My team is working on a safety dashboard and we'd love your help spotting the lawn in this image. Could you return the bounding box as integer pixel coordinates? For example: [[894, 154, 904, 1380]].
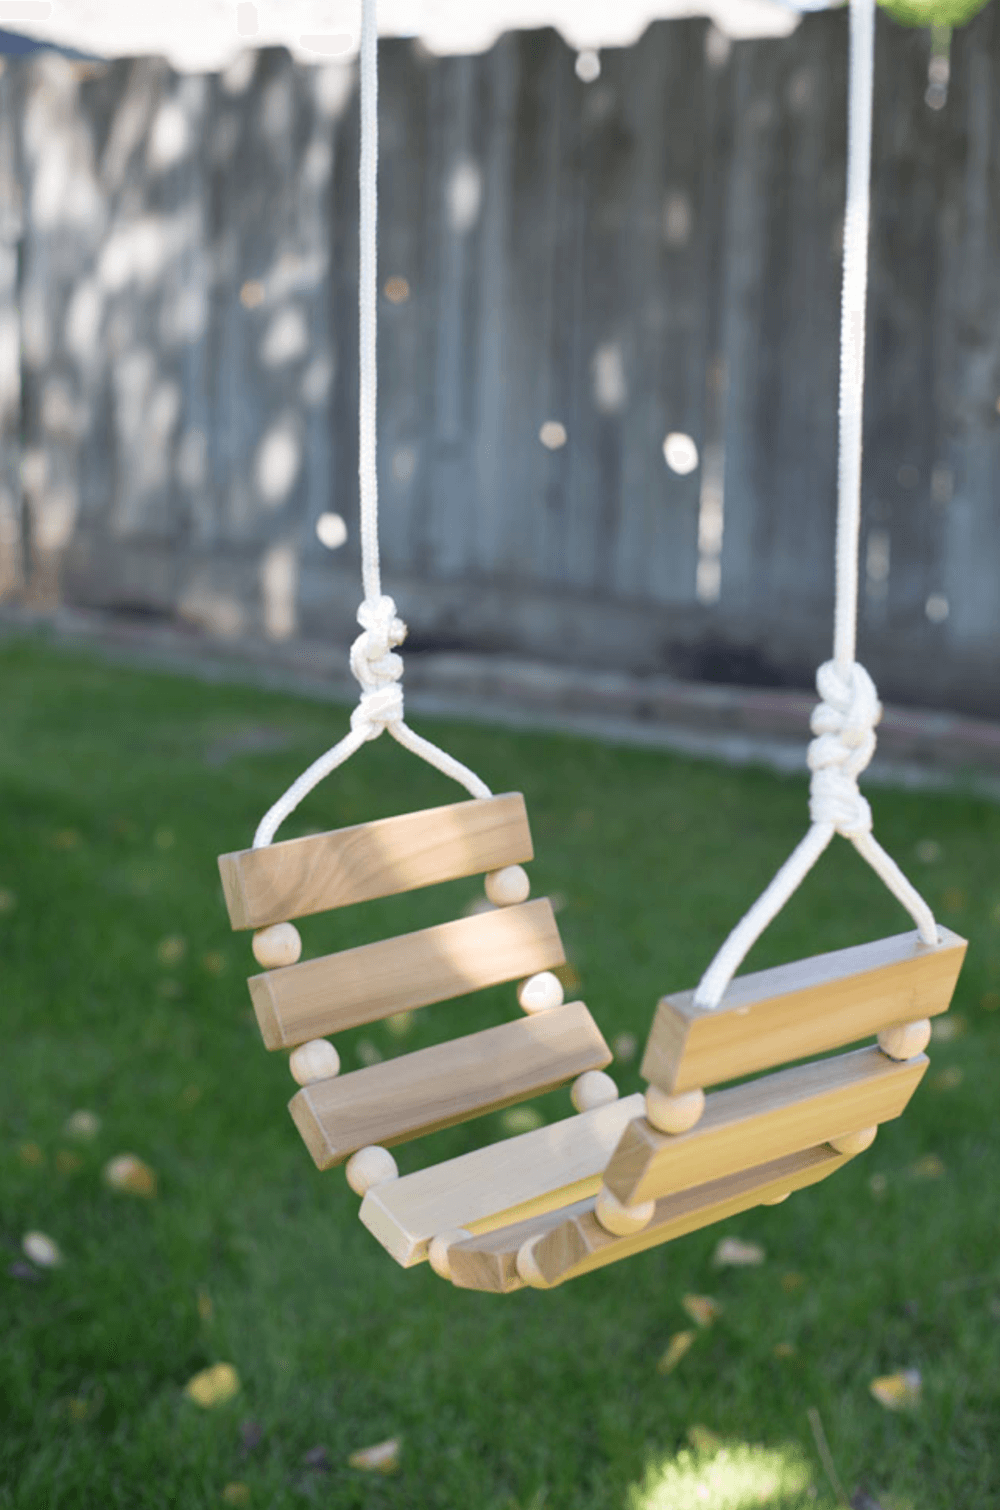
[[1, 635, 998, 1510]]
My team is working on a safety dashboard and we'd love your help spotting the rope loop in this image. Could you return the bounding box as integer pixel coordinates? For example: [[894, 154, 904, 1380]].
[[349, 594, 406, 738], [807, 659, 880, 837]]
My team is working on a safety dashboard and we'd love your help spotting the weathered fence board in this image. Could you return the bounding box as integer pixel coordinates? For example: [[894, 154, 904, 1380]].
[[0, 11, 998, 714]]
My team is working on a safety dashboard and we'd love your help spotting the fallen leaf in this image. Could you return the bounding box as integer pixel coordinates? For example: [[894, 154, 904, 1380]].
[[931, 1016, 965, 1043], [64, 1110, 100, 1140], [221, 1484, 250, 1506], [774, 1342, 797, 1359], [56, 1150, 83, 1174], [612, 1032, 638, 1064], [931, 1066, 963, 1091], [348, 1438, 400, 1474], [23, 1231, 62, 1268], [869, 1369, 921, 1411], [681, 1294, 721, 1328], [501, 1107, 544, 1135], [184, 1363, 240, 1409], [157, 934, 187, 966], [910, 1154, 945, 1181], [657, 1331, 696, 1374], [0, 887, 16, 912], [713, 1237, 765, 1268], [780, 1271, 806, 1293], [18, 1142, 44, 1167], [686, 1424, 723, 1453], [103, 1154, 157, 1196]]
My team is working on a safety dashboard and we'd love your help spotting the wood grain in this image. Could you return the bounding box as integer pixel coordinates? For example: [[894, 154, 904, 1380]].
[[289, 1001, 612, 1170], [448, 1143, 850, 1292], [218, 793, 533, 929], [606, 1046, 927, 1208], [643, 928, 965, 1094], [360, 1093, 645, 1267], [249, 898, 565, 1049]]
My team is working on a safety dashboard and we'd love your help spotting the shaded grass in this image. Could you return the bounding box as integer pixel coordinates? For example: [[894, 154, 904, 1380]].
[[1, 636, 998, 1509]]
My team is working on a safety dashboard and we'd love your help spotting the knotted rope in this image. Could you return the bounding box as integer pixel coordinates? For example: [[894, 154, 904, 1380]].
[[694, 0, 936, 1009], [253, 0, 490, 851]]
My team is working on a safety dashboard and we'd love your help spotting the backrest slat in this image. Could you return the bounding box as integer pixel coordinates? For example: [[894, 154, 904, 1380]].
[[249, 898, 565, 1049], [219, 792, 533, 929]]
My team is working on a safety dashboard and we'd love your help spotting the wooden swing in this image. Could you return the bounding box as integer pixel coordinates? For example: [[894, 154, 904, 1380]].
[[217, 0, 966, 1292]]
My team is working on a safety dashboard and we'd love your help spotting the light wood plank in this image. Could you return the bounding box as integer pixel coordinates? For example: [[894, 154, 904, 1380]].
[[643, 927, 965, 1094], [289, 1001, 612, 1169], [360, 1093, 645, 1267], [218, 793, 533, 929], [449, 1142, 851, 1293], [249, 898, 565, 1049], [606, 1046, 927, 1208]]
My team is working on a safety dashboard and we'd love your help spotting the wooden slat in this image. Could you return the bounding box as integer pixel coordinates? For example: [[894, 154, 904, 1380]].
[[289, 1001, 612, 1170], [448, 1143, 851, 1293], [643, 927, 965, 1094], [360, 1094, 645, 1267], [249, 898, 565, 1049], [218, 793, 533, 929], [606, 1046, 926, 1208]]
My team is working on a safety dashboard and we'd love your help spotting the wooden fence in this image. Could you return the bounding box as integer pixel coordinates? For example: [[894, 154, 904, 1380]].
[[0, 7, 997, 714]]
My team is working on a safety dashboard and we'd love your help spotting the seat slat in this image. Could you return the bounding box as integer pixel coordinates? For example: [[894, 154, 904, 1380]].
[[606, 1046, 926, 1208], [219, 793, 533, 929], [360, 1093, 645, 1267], [448, 1144, 850, 1293], [289, 1001, 612, 1169], [250, 898, 565, 1049], [643, 927, 965, 1095]]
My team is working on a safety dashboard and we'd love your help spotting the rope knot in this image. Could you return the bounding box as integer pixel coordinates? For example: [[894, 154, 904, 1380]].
[[349, 594, 407, 739], [807, 659, 882, 837]]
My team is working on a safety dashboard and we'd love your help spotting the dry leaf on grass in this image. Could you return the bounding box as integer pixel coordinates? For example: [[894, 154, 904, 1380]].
[[910, 1154, 945, 1181], [18, 1142, 44, 1167], [686, 1424, 723, 1453], [184, 1363, 240, 1409], [681, 1294, 721, 1328], [869, 1369, 921, 1411], [64, 1110, 100, 1140], [348, 1438, 401, 1474], [103, 1154, 157, 1197], [657, 1331, 696, 1374], [23, 1231, 62, 1268], [713, 1237, 765, 1268]]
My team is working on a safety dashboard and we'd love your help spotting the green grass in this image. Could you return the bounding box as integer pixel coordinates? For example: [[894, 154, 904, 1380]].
[[1, 635, 998, 1510]]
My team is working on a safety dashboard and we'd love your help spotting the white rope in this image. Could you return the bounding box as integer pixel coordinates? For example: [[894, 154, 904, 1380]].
[[694, 0, 937, 1009], [253, 0, 490, 851]]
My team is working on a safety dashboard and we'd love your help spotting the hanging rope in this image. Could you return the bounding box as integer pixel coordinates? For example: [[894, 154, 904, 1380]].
[[694, 0, 937, 1010], [254, 0, 490, 850]]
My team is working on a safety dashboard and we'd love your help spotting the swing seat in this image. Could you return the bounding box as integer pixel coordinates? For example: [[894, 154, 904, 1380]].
[[439, 926, 965, 1291]]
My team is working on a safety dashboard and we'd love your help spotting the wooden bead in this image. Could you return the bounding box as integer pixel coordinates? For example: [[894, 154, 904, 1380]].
[[645, 1085, 705, 1135], [571, 1070, 619, 1113], [252, 922, 302, 969], [345, 1145, 399, 1196], [878, 1018, 931, 1061], [828, 1125, 878, 1156], [515, 1236, 552, 1289], [484, 865, 530, 907], [517, 971, 564, 1014], [428, 1228, 472, 1281], [594, 1185, 655, 1236], [289, 1038, 340, 1086]]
